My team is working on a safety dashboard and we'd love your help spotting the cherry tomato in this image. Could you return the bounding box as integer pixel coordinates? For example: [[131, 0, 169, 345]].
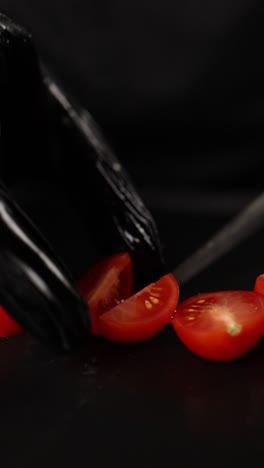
[[97, 273, 179, 343], [172, 291, 264, 361], [254, 274, 264, 297], [0, 306, 24, 337], [78, 252, 134, 333]]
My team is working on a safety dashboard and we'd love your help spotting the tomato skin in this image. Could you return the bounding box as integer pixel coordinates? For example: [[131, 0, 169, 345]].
[[97, 273, 179, 343], [172, 291, 264, 362], [0, 306, 24, 337], [254, 274, 264, 297], [78, 252, 134, 333]]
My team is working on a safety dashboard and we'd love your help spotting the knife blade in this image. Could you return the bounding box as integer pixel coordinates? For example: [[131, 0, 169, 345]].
[[173, 191, 264, 285]]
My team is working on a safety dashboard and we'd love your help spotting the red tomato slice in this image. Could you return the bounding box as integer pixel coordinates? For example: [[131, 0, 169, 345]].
[[172, 291, 264, 361], [0, 306, 24, 337], [254, 274, 264, 297], [77, 252, 134, 333], [97, 273, 179, 343]]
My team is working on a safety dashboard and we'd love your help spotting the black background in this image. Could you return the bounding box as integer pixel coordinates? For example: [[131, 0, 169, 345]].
[[0, 1, 264, 467], [1, 0, 264, 174]]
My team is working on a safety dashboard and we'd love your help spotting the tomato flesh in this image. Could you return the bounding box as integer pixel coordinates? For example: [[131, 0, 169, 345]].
[[97, 273, 179, 343], [172, 291, 264, 361], [78, 252, 134, 333], [0, 306, 24, 337], [254, 274, 264, 297]]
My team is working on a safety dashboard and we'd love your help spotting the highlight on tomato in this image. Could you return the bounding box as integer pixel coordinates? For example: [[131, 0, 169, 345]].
[[172, 290, 264, 361], [77, 252, 134, 333], [97, 273, 179, 343]]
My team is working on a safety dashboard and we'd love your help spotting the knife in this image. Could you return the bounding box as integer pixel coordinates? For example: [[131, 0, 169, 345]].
[[0, 12, 165, 288], [0, 12, 164, 350], [173, 191, 264, 285]]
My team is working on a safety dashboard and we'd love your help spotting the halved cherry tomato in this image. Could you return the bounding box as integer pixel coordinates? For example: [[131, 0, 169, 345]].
[[97, 273, 179, 343], [0, 306, 24, 337], [172, 291, 264, 361], [77, 252, 134, 333], [254, 274, 264, 297]]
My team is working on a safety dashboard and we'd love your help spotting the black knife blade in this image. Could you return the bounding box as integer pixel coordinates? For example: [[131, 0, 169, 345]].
[[173, 191, 264, 285], [0, 183, 90, 351]]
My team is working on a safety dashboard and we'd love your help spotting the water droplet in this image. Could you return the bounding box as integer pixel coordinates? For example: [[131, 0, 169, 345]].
[[170, 309, 177, 320], [113, 162, 121, 171]]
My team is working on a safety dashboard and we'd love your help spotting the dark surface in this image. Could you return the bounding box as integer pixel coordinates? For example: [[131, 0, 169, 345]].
[[0, 1, 264, 467], [0, 182, 264, 468]]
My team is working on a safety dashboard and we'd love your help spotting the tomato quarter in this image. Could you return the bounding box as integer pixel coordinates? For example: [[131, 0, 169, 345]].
[[78, 252, 134, 333], [97, 273, 179, 343], [254, 274, 264, 298], [0, 306, 24, 337], [172, 291, 264, 361]]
